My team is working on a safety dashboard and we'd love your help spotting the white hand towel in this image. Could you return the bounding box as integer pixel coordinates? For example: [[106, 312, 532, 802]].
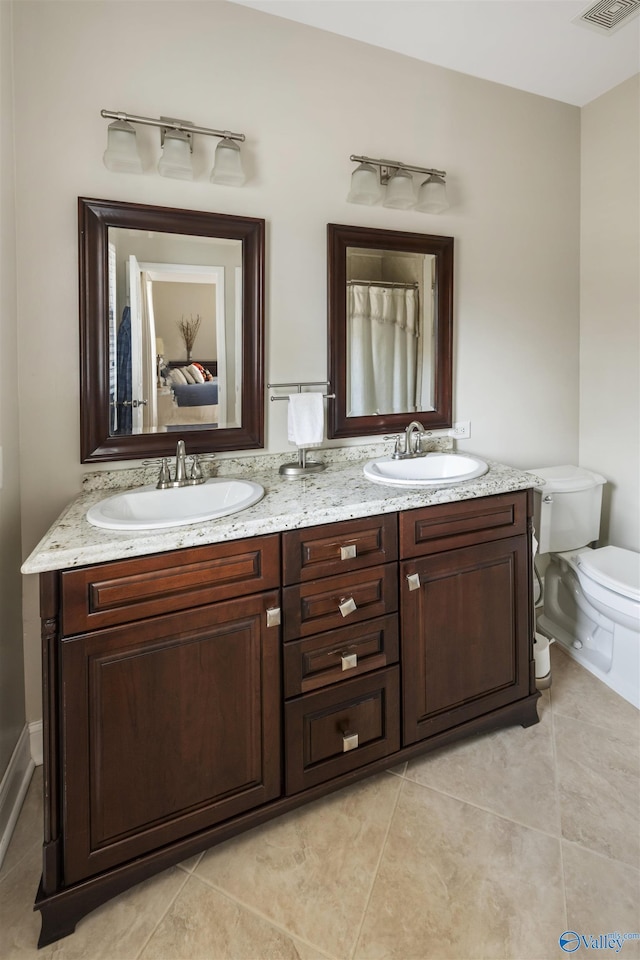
[[287, 393, 324, 447]]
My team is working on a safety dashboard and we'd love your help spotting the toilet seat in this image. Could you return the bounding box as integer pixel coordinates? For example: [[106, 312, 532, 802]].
[[576, 546, 640, 603]]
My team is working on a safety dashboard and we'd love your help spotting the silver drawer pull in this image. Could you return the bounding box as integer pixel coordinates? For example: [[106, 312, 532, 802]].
[[340, 544, 357, 560], [266, 607, 281, 627], [342, 731, 359, 752], [341, 652, 358, 671], [338, 596, 357, 617], [406, 573, 421, 591]]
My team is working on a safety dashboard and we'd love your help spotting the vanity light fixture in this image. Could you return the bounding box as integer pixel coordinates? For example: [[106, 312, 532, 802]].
[[158, 125, 194, 181], [383, 168, 415, 210], [346, 162, 383, 205], [103, 118, 143, 174], [415, 174, 448, 214], [347, 154, 449, 213], [101, 110, 247, 185]]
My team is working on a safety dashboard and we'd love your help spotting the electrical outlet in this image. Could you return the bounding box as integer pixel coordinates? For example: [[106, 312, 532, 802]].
[[449, 420, 471, 440]]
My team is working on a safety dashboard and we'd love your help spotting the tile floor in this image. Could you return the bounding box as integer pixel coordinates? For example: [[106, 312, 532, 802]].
[[1, 644, 638, 960]]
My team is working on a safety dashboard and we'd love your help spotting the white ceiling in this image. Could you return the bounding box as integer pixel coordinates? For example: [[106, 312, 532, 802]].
[[230, 0, 640, 106]]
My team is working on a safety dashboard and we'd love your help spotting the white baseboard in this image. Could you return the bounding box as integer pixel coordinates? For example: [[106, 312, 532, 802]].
[[29, 720, 43, 767], [0, 724, 35, 870]]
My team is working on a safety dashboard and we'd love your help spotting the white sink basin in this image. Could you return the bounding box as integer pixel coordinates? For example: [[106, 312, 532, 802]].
[[363, 452, 489, 487], [86, 478, 264, 531]]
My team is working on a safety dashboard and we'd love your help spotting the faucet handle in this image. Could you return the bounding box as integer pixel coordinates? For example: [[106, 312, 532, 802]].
[[384, 435, 406, 459], [415, 432, 431, 455], [189, 455, 205, 485], [156, 458, 172, 489]]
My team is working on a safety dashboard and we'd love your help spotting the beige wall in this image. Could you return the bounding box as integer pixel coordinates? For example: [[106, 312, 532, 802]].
[[12, 1, 582, 721], [580, 76, 640, 551], [0, 0, 26, 776]]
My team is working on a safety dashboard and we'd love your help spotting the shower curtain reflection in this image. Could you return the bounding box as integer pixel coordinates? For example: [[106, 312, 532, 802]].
[[347, 282, 419, 417]]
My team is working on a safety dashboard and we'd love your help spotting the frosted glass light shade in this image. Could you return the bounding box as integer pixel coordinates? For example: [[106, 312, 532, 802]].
[[416, 175, 449, 214], [211, 138, 246, 186], [103, 120, 143, 174], [383, 169, 415, 209], [158, 130, 193, 180], [347, 162, 382, 205]]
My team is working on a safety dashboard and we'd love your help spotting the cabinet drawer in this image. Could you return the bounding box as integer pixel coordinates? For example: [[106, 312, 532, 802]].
[[400, 491, 528, 559], [282, 564, 398, 641], [285, 667, 400, 795], [282, 514, 397, 585], [61, 535, 281, 635], [283, 614, 399, 698]]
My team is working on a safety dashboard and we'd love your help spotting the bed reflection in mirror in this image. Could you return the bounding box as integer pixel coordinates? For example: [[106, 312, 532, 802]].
[[346, 247, 435, 417], [108, 228, 242, 437]]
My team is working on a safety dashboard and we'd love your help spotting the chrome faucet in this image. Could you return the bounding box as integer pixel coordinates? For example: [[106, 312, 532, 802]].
[[156, 440, 205, 488], [388, 421, 428, 460]]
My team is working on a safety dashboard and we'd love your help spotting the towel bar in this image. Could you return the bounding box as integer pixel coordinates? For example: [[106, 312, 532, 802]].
[[267, 380, 335, 401], [267, 382, 333, 476]]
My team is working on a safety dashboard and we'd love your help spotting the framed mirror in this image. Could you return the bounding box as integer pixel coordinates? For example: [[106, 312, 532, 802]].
[[79, 198, 264, 462], [327, 223, 453, 440]]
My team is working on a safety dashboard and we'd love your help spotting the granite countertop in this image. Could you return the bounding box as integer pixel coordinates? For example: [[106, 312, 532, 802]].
[[22, 447, 540, 575]]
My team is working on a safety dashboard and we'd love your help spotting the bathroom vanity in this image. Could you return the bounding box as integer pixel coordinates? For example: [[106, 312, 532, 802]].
[[23, 456, 540, 946]]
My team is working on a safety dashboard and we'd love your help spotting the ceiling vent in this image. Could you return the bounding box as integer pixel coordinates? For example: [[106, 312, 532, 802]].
[[575, 0, 640, 34]]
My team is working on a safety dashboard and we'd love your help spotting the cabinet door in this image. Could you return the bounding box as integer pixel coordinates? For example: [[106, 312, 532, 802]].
[[401, 537, 530, 744], [60, 591, 281, 884]]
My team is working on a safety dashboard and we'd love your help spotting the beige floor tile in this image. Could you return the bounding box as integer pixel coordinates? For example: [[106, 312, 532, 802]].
[[139, 874, 331, 960], [0, 844, 46, 960], [562, 841, 640, 959], [403, 706, 560, 836], [554, 713, 640, 868], [194, 773, 401, 958], [177, 852, 204, 874], [550, 644, 640, 740], [0, 839, 188, 960], [354, 779, 565, 960], [0, 767, 42, 879], [386, 761, 407, 777]]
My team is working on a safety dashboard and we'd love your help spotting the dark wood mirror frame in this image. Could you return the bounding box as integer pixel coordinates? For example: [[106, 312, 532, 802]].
[[327, 223, 453, 440], [79, 198, 265, 462]]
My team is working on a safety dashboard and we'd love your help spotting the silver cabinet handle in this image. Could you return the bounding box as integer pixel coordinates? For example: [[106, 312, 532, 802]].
[[406, 573, 421, 591], [338, 596, 357, 617], [266, 607, 281, 627], [341, 652, 358, 671], [340, 544, 357, 560], [342, 731, 359, 752]]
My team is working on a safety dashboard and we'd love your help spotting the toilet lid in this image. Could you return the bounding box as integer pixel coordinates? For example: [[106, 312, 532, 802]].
[[577, 546, 640, 602], [528, 465, 606, 493]]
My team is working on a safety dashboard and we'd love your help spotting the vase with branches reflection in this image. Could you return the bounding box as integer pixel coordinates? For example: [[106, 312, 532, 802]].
[[178, 314, 201, 362]]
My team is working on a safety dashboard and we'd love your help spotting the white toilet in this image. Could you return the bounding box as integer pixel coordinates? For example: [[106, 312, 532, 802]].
[[529, 465, 640, 709]]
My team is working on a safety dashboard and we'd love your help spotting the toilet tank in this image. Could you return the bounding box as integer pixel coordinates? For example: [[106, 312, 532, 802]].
[[528, 465, 606, 554]]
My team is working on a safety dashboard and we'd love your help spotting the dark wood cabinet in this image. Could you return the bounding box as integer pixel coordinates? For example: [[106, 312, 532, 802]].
[[401, 537, 530, 743], [35, 495, 539, 948], [400, 492, 534, 744], [61, 592, 281, 884]]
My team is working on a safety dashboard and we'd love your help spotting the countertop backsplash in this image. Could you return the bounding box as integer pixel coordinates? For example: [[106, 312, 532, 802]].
[[23, 441, 541, 575], [81, 437, 454, 493]]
